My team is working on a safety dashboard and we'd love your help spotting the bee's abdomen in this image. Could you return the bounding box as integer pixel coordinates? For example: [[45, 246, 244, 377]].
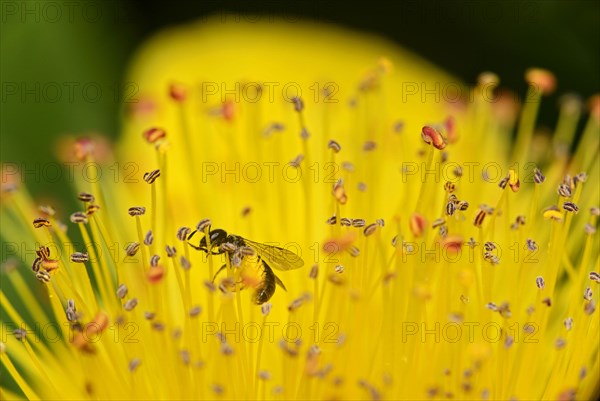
[[253, 262, 276, 304]]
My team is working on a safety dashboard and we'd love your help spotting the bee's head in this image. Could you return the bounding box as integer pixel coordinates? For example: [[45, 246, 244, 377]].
[[198, 228, 228, 251]]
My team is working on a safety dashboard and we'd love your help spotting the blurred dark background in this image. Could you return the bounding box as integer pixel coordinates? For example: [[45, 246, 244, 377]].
[[1, 0, 599, 199]]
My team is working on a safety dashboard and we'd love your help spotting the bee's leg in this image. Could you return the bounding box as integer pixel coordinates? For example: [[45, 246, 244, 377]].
[[273, 273, 287, 292], [212, 264, 227, 283]]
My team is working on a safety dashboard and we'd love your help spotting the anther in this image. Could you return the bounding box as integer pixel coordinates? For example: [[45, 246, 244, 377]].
[[583, 287, 593, 301], [124, 298, 138, 311], [357, 182, 367, 192], [334, 265, 344, 274], [533, 168, 545, 184], [498, 176, 509, 189], [38, 205, 55, 217], [421, 125, 447, 150], [86, 204, 100, 215], [143, 128, 166, 143], [144, 230, 153, 246], [432, 218, 446, 228], [261, 302, 272, 316], [78, 192, 95, 203], [555, 338, 566, 349], [308, 264, 319, 279], [543, 206, 563, 221], [125, 242, 140, 256], [70, 212, 88, 224], [290, 154, 304, 168], [584, 300, 596, 315], [484, 242, 496, 252], [473, 209, 486, 227], [526, 239, 538, 251], [536, 276, 545, 289], [196, 219, 212, 232], [326, 215, 337, 225], [444, 181, 455, 193], [180, 256, 191, 270], [150, 255, 160, 267], [584, 224, 596, 235], [525, 68, 556, 95], [189, 306, 202, 317], [36, 270, 51, 283], [558, 183, 572, 198], [128, 206, 146, 216], [348, 246, 360, 257], [439, 225, 448, 238], [508, 169, 520, 192], [33, 217, 51, 228], [143, 169, 160, 184], [542, 297, 552, 307], [486, 302, 497, 311], [352, 219, 366, 228], [144, 312, 155, 320], [340, 217, 352, 226], [363, 141, 376, 151], [292, 97, 304, 112], [176, 227, 191, 241], [70, 252, 89, 263], [32, 257, 42, 273], [563, 202, 579, 213], [446, 202, 456, 216], [166, 245, 176, 257], [129, 358, 141, 372], [169, 83, 187, 102], [13, 328, 27, 341], [590, 207, 600, 216], [409, 213, 427, 237], [116, 284, 128, 299], [590, 271, 600, 283], [333, 180, 348, 205], [564, 317, 573, 331], [42, 259, 59, 272], [328, 140, 342, 153]]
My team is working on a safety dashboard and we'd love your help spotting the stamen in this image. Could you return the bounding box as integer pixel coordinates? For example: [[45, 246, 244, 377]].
[[446, 202, 456, 216], [177, 227, 191, 241], [38, 205, 56, 216], [261, 302, 272, 316], [328, 140, 342, 153], [564, 317, 573, 331], [473, 209, 486, 227], [128, 206, 146, 216], [129, 358, 141, 372], [116, 284, 128, 299], [70, 252, 89, 263], [124, 298, 138, 311], [143, 128, 166, 143], [144, 312, 155, 320], [526, 239, 538, 251], [590, 272, 600, 283], [334, 265, 345, 274], [326, 215, 337, 225], [536, 276, 545, 289], [125, 242, 140, 256], [33, 217, 51, 228], [144, 230, 154, 246], [563, 202, 579, 213], [432, 218, 446, 228], [583, 287, 592, 301], [352, 219, 366, 228], [78, 192, 95, 203], [143, 169, 160, 184], [444, 181, 456, 193], [584, 224, 596, 235], [86, 204, 100, 215], [340, 218, 352, 226], [309, 264, 318, 279], [558, 184, 572, 198], [70, 212, 88, 224], [584, 300, 596, 315], [290, 154, 304, 168], [189, 306, 201, 317], [36, 270, 51, 283], [196, 219, 212, 232], [166, 245, 177, 257], [363, 141, 377, 151], [410, 213, 427, 237], [180, 256, 191, 270], [533, 168, 545, 184], [150, 255, 160, 267], [421, 126, 447, 150]]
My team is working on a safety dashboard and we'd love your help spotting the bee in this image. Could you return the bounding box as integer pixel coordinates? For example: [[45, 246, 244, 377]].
[[187, 227, 304, 304]]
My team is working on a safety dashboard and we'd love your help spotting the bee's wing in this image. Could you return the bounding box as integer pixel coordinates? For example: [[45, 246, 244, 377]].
[[243, 239, 304, 271]]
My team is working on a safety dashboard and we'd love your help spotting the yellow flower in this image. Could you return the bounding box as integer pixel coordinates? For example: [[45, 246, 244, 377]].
[[1, 16, 599, 401]]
